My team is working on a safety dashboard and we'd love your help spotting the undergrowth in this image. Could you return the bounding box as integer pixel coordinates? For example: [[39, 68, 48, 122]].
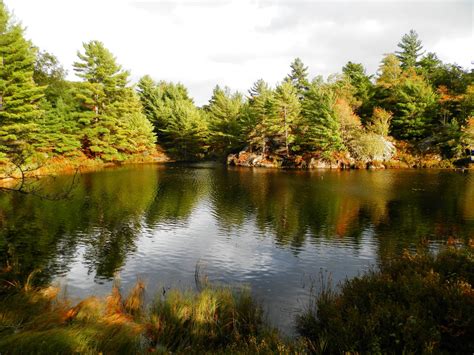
[[0, 243, 472, 354]]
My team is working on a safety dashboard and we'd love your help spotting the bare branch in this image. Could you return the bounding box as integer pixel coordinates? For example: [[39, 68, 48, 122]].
[[0, 151, 81, 200]]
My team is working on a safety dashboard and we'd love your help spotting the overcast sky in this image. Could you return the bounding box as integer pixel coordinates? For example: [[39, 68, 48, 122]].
[[5, 0, 473, 105]]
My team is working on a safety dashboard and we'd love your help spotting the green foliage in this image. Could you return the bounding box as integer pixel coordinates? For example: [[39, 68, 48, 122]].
[[137, 76, 208, 160], [376, 54, 403, 89], [244, 79, 275, 154], [396, 29, 424, 69], [285, 57, 309, 98], [391, 69, 436, 140], [0, 2, 472, 166], [347, 131, 394, 163], [72, 41, 155, 161], [301, 81, 344, 154], [0, 2, 44, 156], [342, 61, 374, 119], [271, 81, 302, 156], [34, 50, 68, 105], [464, 117, 474, 147], [160, 99, 209, 160], [368, 107, 392, 137], [206, 85, 245, 156], [296, 247, 474, 353]]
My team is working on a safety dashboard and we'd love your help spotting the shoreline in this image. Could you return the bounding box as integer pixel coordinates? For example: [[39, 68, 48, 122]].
[[226, 151, 473, 171], [0, 151, 170, 188], [0, 150, 472, 189]]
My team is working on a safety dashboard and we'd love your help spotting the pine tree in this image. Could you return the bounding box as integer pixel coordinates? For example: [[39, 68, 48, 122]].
[[301, 82, 344, 154], [0, 2, 44, 157], [72, 41, 155, 161], [391, 69, 436, 140], [137, 75, 163, 131], [137, 77, 207, 160], [271, 81, 301, 156], [285, 58, 309, 98], [207, 85, 244, 155], [34, 50, 79, 155], [245, 80, 275, 154], [396, 29, 424, 69], [342, 61, 374, 119], [160, 100, 209, 160]]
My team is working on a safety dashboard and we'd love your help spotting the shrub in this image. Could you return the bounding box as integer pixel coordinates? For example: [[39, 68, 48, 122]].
[[296, 246, 474, 353]]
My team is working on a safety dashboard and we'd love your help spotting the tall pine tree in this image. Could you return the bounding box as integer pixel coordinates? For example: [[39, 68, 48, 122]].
[[396, 29, 424, 69], [72, 41, 155, 161], [245, 79, 275, 154], [34, 50, 79, 155], [137, 76, 208, 160], [0, 1, 44, 158], [271, 81, 301, 156], [206, 85, 244, 156], [285, 58, 309, 99], [301, 81, 344, 155]]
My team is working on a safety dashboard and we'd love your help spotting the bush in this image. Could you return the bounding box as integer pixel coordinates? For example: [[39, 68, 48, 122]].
[[296, 246, 474, 353]]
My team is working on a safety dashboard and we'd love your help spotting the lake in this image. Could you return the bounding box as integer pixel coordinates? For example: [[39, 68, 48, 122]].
[[1, 163, 473, 333]]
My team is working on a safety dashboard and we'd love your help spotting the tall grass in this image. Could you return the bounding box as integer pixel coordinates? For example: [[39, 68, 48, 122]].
[[0, 273, 297, 354]]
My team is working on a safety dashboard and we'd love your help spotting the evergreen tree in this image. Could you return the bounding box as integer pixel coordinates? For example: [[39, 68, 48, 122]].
[[72, 41, 155, 161], [160, 100, 209, 160], [34, 50, 68, 105], [137, 76, 207, 159], [391, 69, 436, 140], [34, 50, 79, 155], [396, 29, 424, 69], [245, 79, 275, 154], [271, 81, 301, 156], [418, 52, 443, 83], [137, 75, 163, 132], [285, 58, 309, 98], [301, 82, 344, 154], [342, 61, 374, 120], [207, 85, 244, 155], [0, 2, 44, 157]]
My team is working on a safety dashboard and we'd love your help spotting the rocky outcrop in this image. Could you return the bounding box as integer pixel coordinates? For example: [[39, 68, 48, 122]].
[[227, 152, 279, 168], [227, 151, 356, 169]]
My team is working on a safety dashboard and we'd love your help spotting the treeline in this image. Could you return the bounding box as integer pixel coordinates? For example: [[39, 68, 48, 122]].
[[1, 0, 473, 166], [0, 3, 155, 163]]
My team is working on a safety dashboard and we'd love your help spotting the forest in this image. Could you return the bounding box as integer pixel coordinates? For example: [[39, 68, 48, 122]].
[[0, 1, 473, 171]]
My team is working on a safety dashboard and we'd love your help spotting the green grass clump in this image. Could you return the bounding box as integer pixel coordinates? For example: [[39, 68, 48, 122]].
[[146, 287, 265, 351], [0, 272, 294, 354], [296, 246, 474, 353]]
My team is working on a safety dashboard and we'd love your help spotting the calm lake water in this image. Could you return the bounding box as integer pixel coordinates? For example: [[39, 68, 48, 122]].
[[1, 163, 473, 333]]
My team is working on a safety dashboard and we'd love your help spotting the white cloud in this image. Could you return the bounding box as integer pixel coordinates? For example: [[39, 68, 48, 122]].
[[5, 0, 472, 105]]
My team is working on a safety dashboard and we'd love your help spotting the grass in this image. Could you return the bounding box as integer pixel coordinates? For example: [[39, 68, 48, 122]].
[[0, 243, 472, 353], [0, 273, 298, 354]]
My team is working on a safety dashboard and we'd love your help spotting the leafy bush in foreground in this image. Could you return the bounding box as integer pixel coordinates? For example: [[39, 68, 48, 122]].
[[296, 246, 474, 353]]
